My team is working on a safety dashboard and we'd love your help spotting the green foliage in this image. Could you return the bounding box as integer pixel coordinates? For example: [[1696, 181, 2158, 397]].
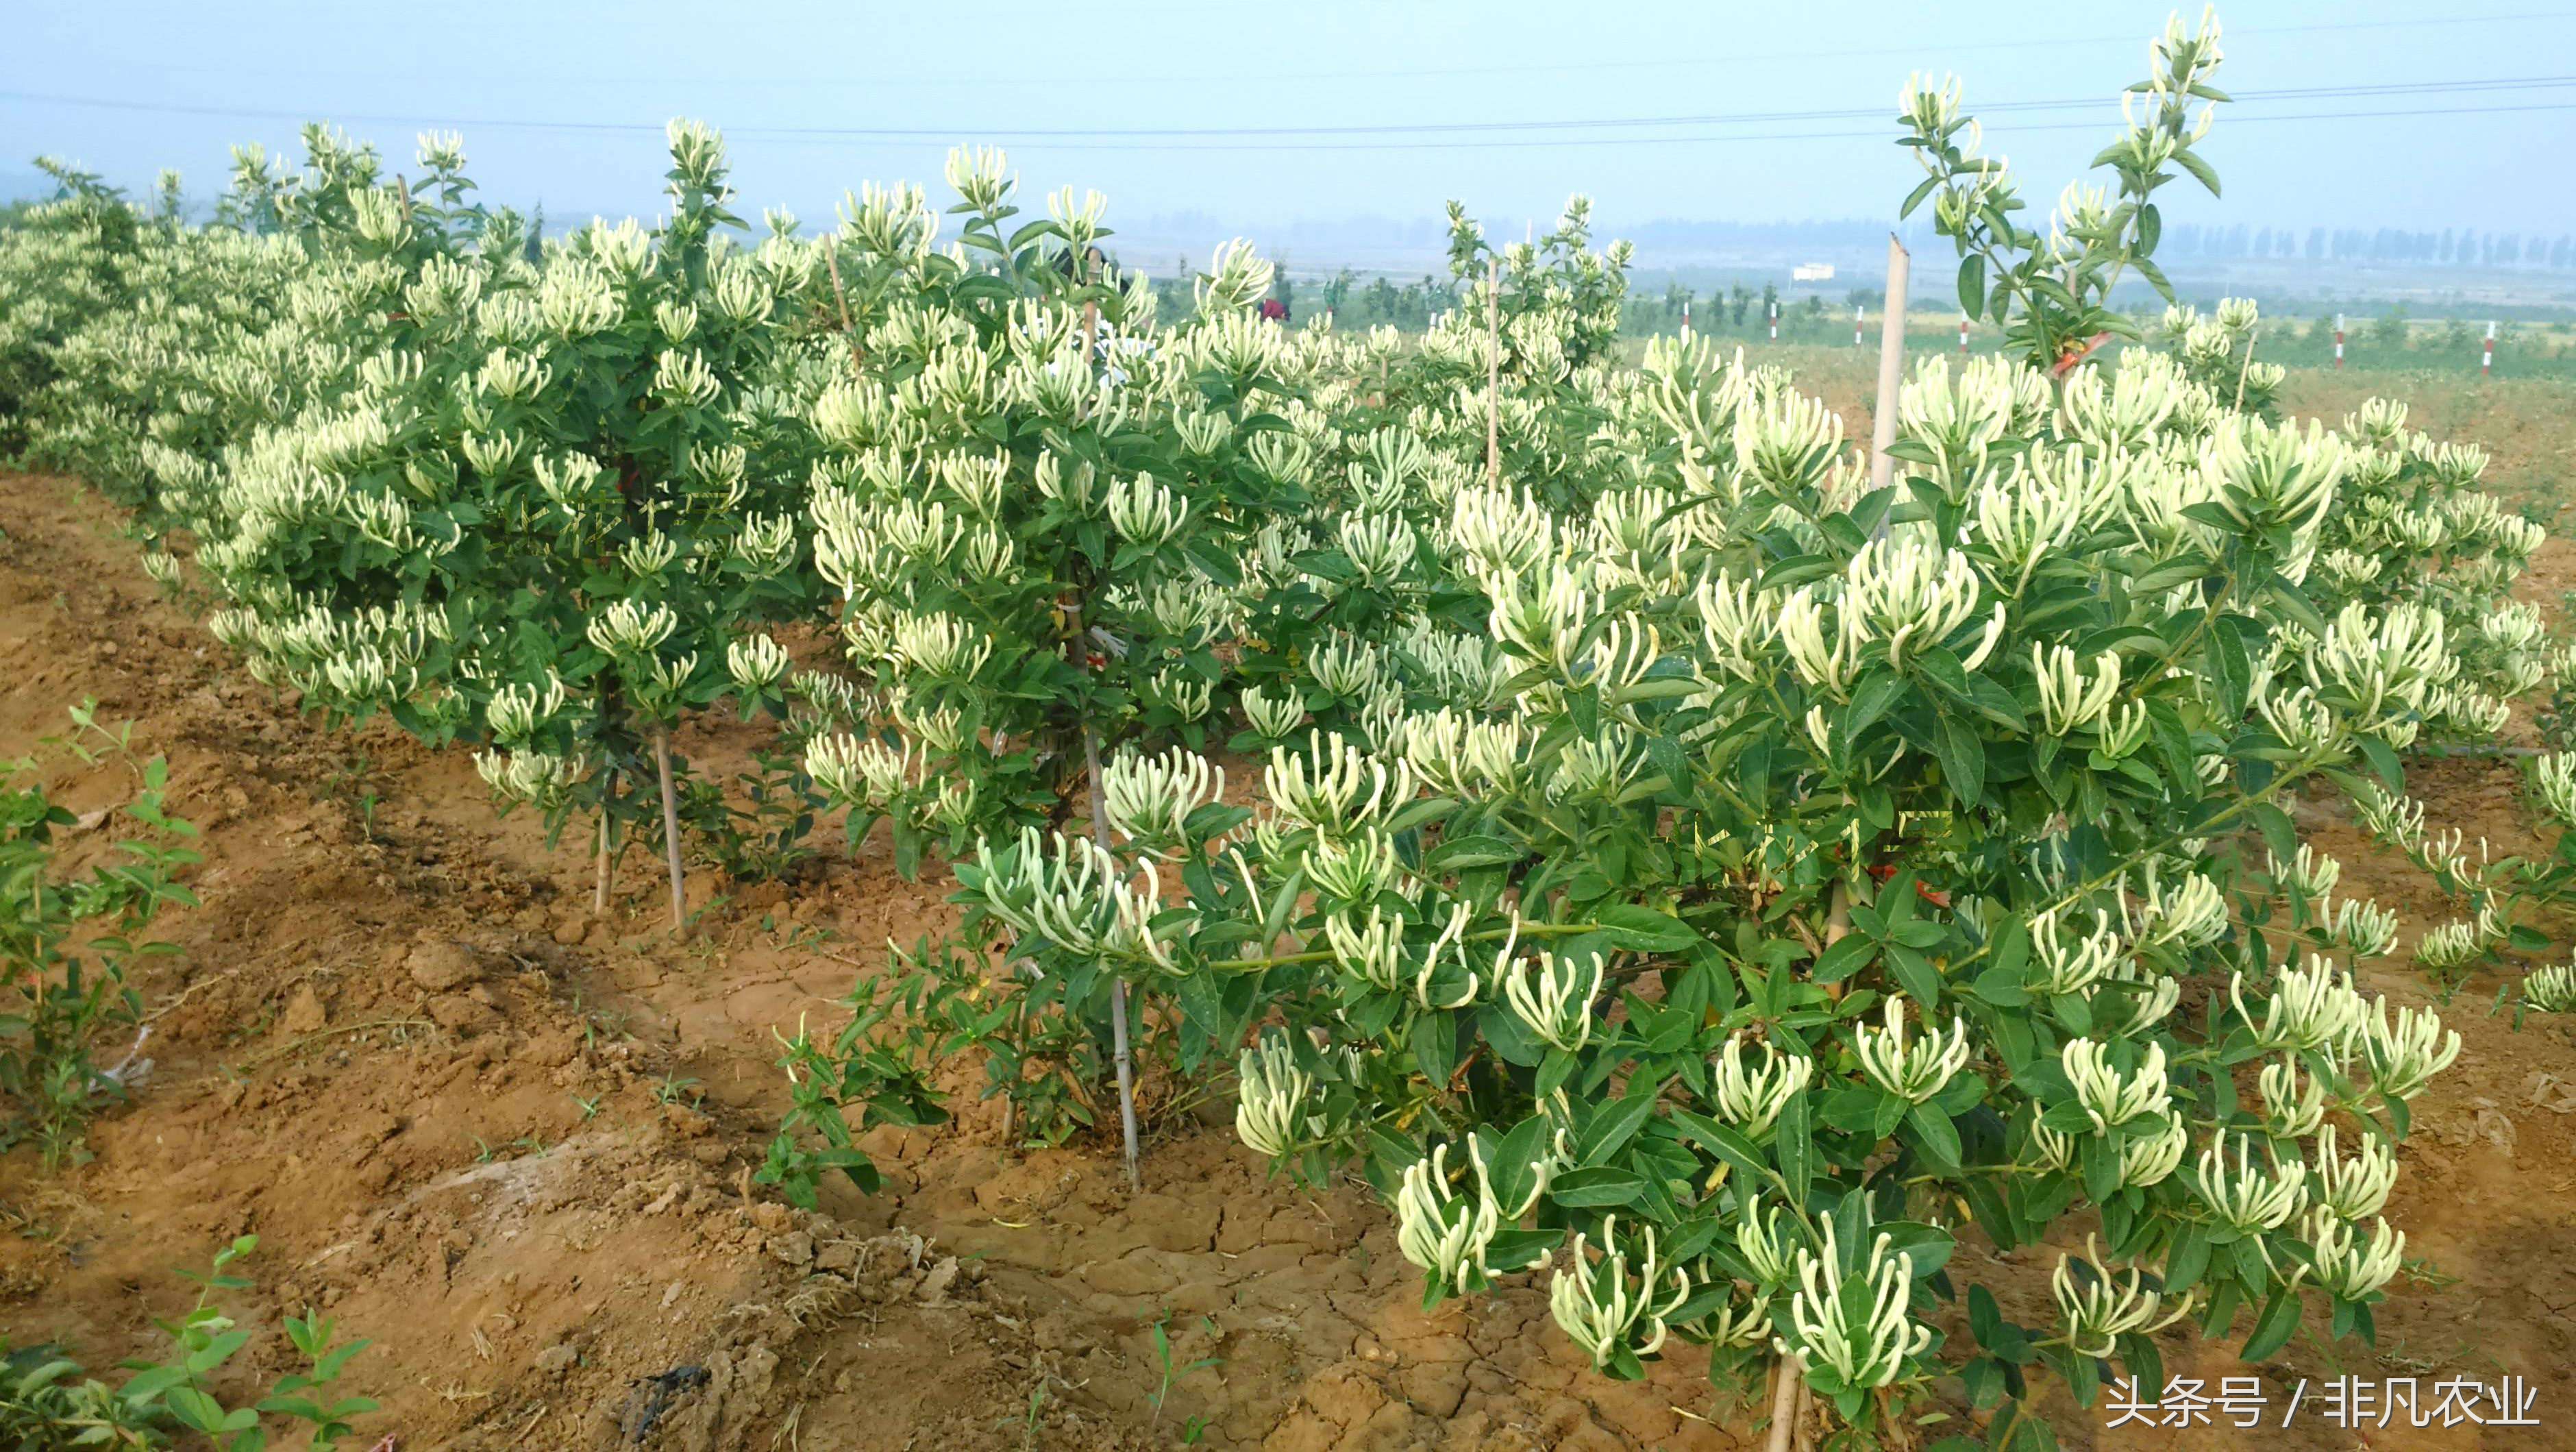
[[0, 1235, 374, 1450], [0, 704, 200, 1166]]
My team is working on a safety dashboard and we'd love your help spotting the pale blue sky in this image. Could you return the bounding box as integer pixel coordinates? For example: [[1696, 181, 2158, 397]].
[[6, 1, 2571, 245]]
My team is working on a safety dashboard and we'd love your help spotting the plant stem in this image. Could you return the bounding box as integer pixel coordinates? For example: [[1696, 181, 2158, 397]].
[[593, 770, 617, 915], [654, 728, 686, 935], [1085, 722, 1142, 1192]]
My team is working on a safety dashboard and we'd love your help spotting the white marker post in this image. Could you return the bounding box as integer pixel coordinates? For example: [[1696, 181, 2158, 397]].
[[1768, 300, 1778, 342], [1959, 312, 1970, 354], [2484, 321, 2497, 378], [1681, 297, 1692, 340], [1855, 304, 1866, 347], [2334, 314, 2345, 369]]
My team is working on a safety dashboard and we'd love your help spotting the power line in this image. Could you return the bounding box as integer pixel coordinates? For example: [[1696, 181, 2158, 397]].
[[3, 75, 2571, 151]]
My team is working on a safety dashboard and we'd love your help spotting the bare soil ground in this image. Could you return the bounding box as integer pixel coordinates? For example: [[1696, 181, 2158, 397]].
[[4, 467, 2575, 1451]]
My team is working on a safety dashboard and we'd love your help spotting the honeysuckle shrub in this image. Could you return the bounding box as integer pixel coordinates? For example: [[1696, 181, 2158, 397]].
[[794, 149, 1304, 868], [1196, 327, 2477, 1438]]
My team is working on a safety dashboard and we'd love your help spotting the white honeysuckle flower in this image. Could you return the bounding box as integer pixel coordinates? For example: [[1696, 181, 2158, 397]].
[[2029, 1120, 2077, 1173], [726, 635, 791, 695], [805, 733, 911, 810], [2305, 1208, 2404, 1301], [1551, 1216, 1692, 1371], [732, 513, 800, 575], [2526, 963, 2576, 1013], [2358, 999, 2461, 1102], [2532, 753, 2576, 828], [1241, 683, 1306, 742], [2257, 1055, 2326, 1140], [653, 347, 721, 407], [1775, 586, 1868, 698], [620, 530, 680, 576], [2032, 644, 2121, 735], [1306, 635, 1387, 700], [2127, 865, 2225, 950], [1106, 471, 1191, 548], [1709, 1035, 1813, 1138], [2412, 920, 2480, 972], [2096, 700, 2152, 759], [2310, 1123, 2397, 1220], [1394, 1135, 1549, 1297], [2231, 955, 2368, 1053], [2303, 600, 2456, 732], [1308, 830, 1404, 908], [1694, 572, 1772, 682], [1737, 1198, 1800, 1285], [586, 598, 678, 657], [2326, 897, 2402, 959], [486, 674, 567, 742], [533, 452, 606, 510], [1102, 745, 1224, 846], [1267, 730, 1414, 838], [1234, 1033, 1323, 1161], [1774, 1220, 1931, 1391], [1843, 537, 1999, 669], [1325, 906, 1409, 993], [2116, 1113, 2189, 1189], [2062, 1039, 2170, 1133], [1503, 948, 1605, 1053], [475, 345, 551, 403], [2030, 904, 2122, 997], [2268, 844, 2341, 900], [2052, 1239, 2194, 1357], [1853, 996, 1972, 1105], [2190, 1134, 2307, 1236], [889, 611, 991, 679], [645, 651, 698, 698], [473, 748, 580, 809]]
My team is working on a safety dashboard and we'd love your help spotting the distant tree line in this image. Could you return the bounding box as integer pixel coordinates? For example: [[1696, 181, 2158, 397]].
[[2159, 221, 2576, 269]]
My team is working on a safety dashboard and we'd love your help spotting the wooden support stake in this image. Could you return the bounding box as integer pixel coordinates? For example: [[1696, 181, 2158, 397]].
[[1086, 724, 1142, 1192], [654, 730, 686, 934], [1868, 235, 1911, 500], [1485, 257, 1502, 486], [823, 243, 865, 373], [1765, 1355, 1806, 1452]]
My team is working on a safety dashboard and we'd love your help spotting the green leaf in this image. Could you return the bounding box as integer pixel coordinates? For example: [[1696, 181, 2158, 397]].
[[2172, 147, 2222, 198], [2240, 1286, 2303, 1362], [1578, 1077, 1664, 1166], [1423, 835, 1522, 873], [1907, 1103, 1962, 1169], [1774, 1090, 1814, 1207], [1934, 715, 1987, 804], [1957, 253, 1987, 320], [1548, 1165, 1648, 1209], [1813, 933, 1877, 985], [1594, 905, 1700, 954]]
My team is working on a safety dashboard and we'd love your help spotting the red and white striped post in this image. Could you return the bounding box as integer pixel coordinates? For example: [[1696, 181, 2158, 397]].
[[1855, 304, 1866, 346], [1959, 312, 1970, 354], [1681, 298, 1692, 339], [1325, 304, 1335, 329], [1768, 300, 1778, 342], [2484, 321, 2496, 378], [2333, 314, 2344, 368]]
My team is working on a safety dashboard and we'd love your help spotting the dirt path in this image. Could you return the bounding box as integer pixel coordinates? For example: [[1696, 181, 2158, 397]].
[[3, 471, 2574, 1451]]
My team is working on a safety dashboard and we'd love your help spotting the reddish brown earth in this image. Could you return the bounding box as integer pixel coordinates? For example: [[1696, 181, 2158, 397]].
[[3, 469, 2574, 1451]]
